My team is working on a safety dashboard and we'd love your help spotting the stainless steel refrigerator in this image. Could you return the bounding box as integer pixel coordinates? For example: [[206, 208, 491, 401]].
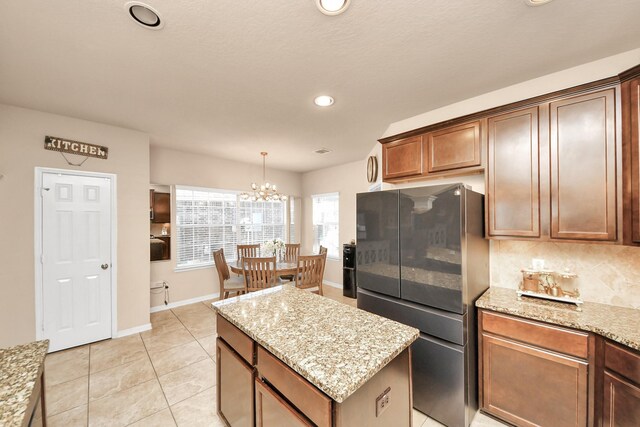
[[356, 183, 489, 427]]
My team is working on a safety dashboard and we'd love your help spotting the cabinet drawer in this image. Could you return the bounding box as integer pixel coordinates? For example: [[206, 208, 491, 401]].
[[605, 340, 640, 384], [257, 346, 332, 427], [255, 378, 313, 427], [217, 314, 254, 364], [481, 310, 588, 359]]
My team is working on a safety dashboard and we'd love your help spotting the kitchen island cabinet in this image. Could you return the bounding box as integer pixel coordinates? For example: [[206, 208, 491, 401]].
[[212, 285, 419, 427]]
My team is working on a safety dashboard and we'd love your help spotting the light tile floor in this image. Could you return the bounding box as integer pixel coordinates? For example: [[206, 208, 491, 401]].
[[44, 285, 506, 427]]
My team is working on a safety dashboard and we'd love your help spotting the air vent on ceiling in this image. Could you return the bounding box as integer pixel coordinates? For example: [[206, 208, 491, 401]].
[[314, 148, 332, 154]]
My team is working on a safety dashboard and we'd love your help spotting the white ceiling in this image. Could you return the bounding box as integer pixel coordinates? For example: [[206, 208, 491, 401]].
[[1, 0, 640, 172]]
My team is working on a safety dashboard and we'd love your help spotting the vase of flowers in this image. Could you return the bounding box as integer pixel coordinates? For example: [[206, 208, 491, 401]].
[[262, 239, 285, 260]]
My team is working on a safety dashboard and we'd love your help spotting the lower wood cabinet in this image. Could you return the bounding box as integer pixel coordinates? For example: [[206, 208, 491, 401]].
[[602, 341, 640, 427], [479, 310, 589, 427], [479, 309, 640, 427], [255, 378, 313, 427], [217, 338, 254, 427]]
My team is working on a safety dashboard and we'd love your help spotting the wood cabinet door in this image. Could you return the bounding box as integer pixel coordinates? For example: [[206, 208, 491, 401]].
[[549, 89, 617, 241], [487, 107, 540, 237], [602, 371, 640, 427], [152, 192, 170, 223], [217, 338, 254, 427], [382, 136, 422, 180], [481, 333, 588, 427], [255, 378, 313, 427], [629, 79, 640, 242], [425, 120, 481, 173]]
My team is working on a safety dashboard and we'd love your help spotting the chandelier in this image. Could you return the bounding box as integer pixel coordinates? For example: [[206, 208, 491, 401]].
[[240, 152, 288, 202]]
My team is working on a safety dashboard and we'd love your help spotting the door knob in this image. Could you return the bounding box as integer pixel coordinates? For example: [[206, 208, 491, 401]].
[[101, 264, 109, 270]]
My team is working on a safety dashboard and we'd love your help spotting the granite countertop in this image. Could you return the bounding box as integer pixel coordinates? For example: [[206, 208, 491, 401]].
[[0, 340, 49, 427], [212, 285, 419, 403], [476, 287, 640, 351]]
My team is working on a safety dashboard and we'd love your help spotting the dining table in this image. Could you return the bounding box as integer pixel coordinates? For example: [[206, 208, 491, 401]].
[[228, 260, 300, 276]]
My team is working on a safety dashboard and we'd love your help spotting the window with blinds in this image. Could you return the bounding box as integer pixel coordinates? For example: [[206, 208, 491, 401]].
[[289, 197, 295, 243], [312, 192, 339, 259], [175, 186, 286, 269]]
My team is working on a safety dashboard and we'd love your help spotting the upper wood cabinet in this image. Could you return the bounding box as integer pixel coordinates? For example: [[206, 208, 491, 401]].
[[381, 121, 483, 182], [382, 136, 422, 180], [549, 89, 617, 241], [630, 78, 640, 243], [424, 120, 481, 173], [151, 191, 170, 224], [622, 72, 640, 244], [487, 107, 540, 238]]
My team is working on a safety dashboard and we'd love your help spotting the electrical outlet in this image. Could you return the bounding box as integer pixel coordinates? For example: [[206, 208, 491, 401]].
[[375, 387, 391, 417], [150, 281, 164, 289]]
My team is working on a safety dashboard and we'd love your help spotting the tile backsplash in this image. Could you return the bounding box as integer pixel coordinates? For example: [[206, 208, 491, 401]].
[[490, 240, 640, 309]]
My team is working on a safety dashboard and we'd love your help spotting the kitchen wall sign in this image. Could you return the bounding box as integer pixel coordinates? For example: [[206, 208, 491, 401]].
[[44, 136, 108, 166]]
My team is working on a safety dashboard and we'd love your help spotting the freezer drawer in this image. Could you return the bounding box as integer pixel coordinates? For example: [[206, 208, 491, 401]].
[[412, 334, 466, 427], [357, 288, 465, 345]]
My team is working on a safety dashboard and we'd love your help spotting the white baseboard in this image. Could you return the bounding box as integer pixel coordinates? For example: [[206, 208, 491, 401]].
[[116, 323, 152, 338], [150, 292, 220, 313], [323, 280, 342, 289]]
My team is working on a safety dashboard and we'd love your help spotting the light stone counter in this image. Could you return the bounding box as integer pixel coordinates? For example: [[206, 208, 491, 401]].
[[477, 287, 640, 351], [212, 285, 419, 403], [0, 340, 49, 427]]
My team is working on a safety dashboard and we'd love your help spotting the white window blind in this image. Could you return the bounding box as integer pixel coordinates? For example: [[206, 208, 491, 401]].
[[312, 192, 339, 259], [175, 186, 286, 269]]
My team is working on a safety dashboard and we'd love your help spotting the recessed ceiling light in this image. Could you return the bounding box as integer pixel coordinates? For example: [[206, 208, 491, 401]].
[[125, 2, 164, 29], [524, 0, 553, 6], [315, 0, 351, 16], [314, 95, 334, 107]]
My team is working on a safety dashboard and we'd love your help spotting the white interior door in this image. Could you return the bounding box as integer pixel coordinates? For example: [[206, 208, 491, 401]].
[[41, 172, 113, 352]]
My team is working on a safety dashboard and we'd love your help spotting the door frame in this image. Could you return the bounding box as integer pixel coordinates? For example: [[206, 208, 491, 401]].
[[34, 167, 118, 343]]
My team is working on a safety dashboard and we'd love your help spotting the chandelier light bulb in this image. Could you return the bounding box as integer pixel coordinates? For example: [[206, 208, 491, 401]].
[[251, 183, 257, 190]]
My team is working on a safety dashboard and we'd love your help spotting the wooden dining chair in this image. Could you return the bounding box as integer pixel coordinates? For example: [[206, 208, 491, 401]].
[[237, 244, 260, 262], [243, 256, 279, 292], [280, 243, 300, 281], [319, 245, 328, 256], [213, 248, 246, 299], [295, 253, 326, 296]]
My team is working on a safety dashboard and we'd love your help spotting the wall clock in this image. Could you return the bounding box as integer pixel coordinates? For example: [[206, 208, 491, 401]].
[[367, 155, 378, 183]]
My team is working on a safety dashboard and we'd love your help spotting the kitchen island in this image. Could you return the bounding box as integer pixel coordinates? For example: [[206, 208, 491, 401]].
[[212, 285, 419, 427], [0, 340, 49, 427]]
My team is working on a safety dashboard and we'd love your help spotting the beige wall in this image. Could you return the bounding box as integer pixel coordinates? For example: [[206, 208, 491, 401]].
[[382, 48, 640, 138], [301, 160, 370, 284], [375, 48, 640, 308], [149, 146, 302, 308], [0, 104, 150, 348]]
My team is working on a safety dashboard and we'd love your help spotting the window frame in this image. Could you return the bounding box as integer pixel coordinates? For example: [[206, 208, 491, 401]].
[[311, 192, 340, 260]]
